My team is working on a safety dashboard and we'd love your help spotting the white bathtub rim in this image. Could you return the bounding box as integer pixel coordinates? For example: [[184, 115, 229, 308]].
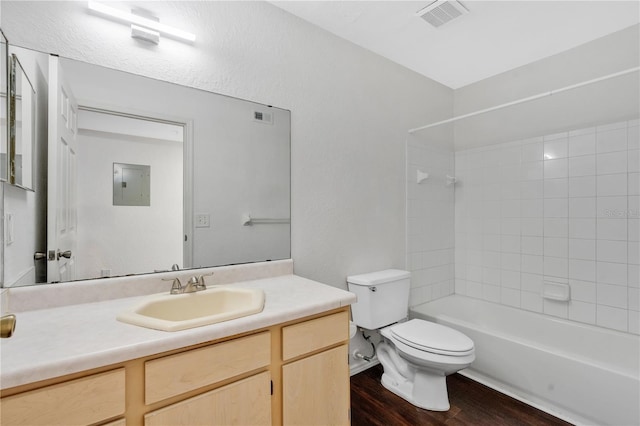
[[420, 311, 638, 381], [411, 295, 640, 426], [410, 296, 639, 379]]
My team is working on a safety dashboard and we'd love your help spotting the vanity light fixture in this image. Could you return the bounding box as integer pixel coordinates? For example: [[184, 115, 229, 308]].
[[87, 1, 196, 43], [131, 24, 160, 45]]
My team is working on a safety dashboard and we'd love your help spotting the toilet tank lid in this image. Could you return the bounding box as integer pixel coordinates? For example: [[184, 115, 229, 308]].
[[347, 269, 410, 286]]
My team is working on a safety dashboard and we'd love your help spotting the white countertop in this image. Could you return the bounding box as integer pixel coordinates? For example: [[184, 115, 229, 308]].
[[0, 275, 356, 390]]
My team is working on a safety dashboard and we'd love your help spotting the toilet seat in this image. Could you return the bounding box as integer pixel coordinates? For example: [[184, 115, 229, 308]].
[[390, 319, 474, 357]]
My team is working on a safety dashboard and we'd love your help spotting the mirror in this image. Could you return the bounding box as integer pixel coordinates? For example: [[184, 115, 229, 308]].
[[2, 45, 290, 287], [112, 163, 151, 207], [0, 31, 7, 182], [9, 53, 36, 190]]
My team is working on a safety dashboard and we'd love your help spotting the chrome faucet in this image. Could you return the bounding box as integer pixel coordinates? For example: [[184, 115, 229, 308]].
[[163, 277, 185, 294], [182, 276, 206, 293], [153, 264, 182, 273], [163, 272, 213, 294]]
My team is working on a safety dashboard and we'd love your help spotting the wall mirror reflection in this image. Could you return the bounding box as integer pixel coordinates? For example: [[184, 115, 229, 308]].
[[2, 45, 290, 287], [0, 31, 7, 182], [9, 53, 36, 190], [112, 162, 151, 207]]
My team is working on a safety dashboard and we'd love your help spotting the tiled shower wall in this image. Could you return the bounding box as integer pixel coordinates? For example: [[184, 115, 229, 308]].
[[406, 136, 455, 307], [454, 119, 639, 334]]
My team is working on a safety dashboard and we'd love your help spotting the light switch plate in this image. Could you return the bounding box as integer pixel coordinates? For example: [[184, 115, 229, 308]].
[[195, 214, 210, 228]]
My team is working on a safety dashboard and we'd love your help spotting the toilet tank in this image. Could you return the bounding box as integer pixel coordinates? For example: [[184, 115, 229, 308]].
[[347, 269, 411, 330]]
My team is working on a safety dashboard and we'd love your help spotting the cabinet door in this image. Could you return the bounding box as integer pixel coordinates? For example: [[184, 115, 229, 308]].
[[144, 371, 271, 426], [282, 345, 349, 426], [0, 368, 125, 426]]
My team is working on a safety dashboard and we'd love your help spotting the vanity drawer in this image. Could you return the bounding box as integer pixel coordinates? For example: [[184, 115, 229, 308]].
[[0, 368, 125, 426], [145, 331, 271, 404], [144, 371, 271, 426], [282, 310, 349, 360]]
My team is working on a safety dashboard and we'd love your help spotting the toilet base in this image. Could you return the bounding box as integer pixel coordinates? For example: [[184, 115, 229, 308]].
[[381, 369, 450, 411]]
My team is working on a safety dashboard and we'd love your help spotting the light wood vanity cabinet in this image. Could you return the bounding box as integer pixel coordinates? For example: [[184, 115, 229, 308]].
[[0, 369, 125, 426], [144, 371, 272, 426], [143, 331, 272, 426], [0, 307, 350, 426], [103, 420, 128, 426], [144, 331, 271, 405], [281, 311, 351, 426]]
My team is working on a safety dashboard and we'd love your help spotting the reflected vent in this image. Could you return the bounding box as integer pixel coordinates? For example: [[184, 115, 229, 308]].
[[417, 0, 469, 28], [253, 110, 273, 124]]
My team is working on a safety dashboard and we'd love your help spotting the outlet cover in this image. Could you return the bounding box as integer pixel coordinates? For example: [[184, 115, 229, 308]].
[[195, 214, 211, 228]]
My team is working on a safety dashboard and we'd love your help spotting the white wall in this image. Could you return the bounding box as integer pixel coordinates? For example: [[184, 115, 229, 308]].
[[401, 24, 640, 336], [455, 119, 639, 334], [406, 132, 455, 307], [3, 46, 48, 286], [62, 58, 291, 271], [1, 1, 453, 289], [192, 103, 290, 267], [450, 25, 639, 334], [451, 25, 639, 151], [0, 0, 5, 290], [454, 25, 639, 117], [0, 184, 4, 292], [76, 117, 183, 279]]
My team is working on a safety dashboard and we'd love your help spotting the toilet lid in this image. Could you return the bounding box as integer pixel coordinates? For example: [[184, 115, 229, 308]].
[[390, 319, 474, 356]]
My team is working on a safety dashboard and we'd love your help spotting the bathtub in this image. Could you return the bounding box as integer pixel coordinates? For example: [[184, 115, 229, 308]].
[[410, 295, 640, 426]]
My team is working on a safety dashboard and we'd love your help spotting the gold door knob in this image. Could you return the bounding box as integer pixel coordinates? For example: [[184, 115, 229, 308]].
[[1, 314, 16, 338]]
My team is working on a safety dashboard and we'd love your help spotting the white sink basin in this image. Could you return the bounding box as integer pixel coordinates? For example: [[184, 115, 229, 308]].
[[117, 286, 265, 331]]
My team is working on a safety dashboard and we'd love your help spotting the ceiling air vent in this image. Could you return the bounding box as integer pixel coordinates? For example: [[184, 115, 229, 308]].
[[416, 0, 469, 28]]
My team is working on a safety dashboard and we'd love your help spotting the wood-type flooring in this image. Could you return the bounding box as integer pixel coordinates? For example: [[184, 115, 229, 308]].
[[350, 364, 573, 426]]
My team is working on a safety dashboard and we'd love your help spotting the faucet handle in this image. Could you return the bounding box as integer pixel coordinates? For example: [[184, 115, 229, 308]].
[[162, 277, 183, 294], [197, 272, 214, 289]]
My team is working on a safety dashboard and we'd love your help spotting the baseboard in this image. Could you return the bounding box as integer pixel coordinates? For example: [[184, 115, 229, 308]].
[[350, 357, 379, 376], [458, 369, 584, 426]]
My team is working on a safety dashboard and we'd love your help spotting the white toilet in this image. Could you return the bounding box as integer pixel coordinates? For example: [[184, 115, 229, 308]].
[[347, 269, 474, 411]]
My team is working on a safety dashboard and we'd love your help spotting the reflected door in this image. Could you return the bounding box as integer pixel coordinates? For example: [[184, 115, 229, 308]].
[[47, 55, 78, 282]]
